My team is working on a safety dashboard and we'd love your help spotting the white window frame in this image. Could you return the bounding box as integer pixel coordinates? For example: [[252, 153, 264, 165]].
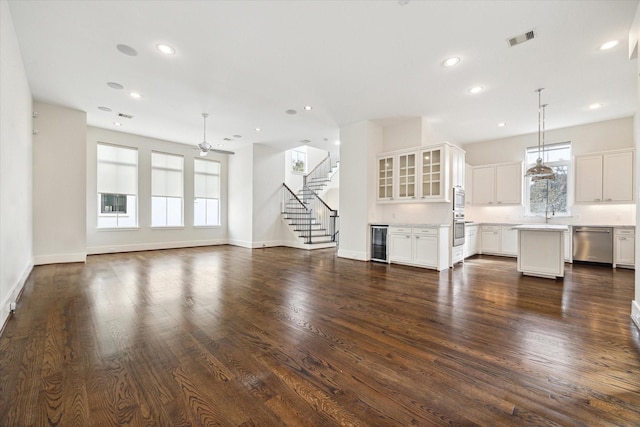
[[97, 143, 138, 229], [524, 141, 572, 218], [194, 158, 221, 227], [291, 149, 307, 174], [151, 151, 184, 228]]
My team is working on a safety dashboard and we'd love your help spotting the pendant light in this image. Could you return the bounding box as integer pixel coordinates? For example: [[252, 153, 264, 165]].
[[525, 88, 555, 180]]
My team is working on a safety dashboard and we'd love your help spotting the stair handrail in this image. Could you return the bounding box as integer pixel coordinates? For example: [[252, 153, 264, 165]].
[[281, 183, 310, 213], [303, 185, 337, 217], [282, 183, 312, 244], [303, 152, 338, 187]]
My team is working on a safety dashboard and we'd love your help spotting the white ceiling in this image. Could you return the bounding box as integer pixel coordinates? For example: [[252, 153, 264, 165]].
[[8, 0, 639, 152]]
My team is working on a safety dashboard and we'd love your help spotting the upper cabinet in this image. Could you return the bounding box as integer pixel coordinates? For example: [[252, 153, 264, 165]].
[[398, 152, 417, 199], [377, 155, 394, 200], [471, 162, 523, 205], [574, 149, 634, 203], [377, 142, 465, 203]]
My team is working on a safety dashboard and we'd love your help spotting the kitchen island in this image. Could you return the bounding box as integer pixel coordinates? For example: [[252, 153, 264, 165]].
[[512, 224, 569, 279]]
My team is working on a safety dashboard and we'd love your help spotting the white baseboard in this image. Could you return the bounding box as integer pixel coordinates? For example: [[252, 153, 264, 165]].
[[34, 252, 86, 265], [87, 239, 228, 255], [632, 300, 640, 331], [337, 249, 368, 261], [0, 259, 34, 336]]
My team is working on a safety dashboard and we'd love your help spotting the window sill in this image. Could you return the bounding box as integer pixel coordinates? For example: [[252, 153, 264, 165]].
[[97, 227, 139, 231], [193, 225, 222, 229], [151, 226, 185, 230]]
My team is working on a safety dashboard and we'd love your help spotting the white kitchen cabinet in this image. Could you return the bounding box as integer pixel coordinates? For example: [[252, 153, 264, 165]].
[[500, 226, 518, 256], [471, 162, 522, 205], [464, 224, 478, 258], [420, 146, 444, 200], [389, 225, 448, 270], [377, 155, 394, 200], [480, 225, 501, 254], [471, 167, 495, 205], [389, 227, 413, 263], [450, 145, 465, 189], [377, 143, 465, 204], [575, 149, 634, 203], [413, 230, 439, 266], [564, 229, 572, 262], [397, 152, 417, 199], [614, 228, 635, 268], [496, 163, 523, 204]]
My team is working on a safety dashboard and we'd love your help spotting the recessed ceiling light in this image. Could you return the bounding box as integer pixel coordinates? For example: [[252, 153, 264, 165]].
[[286, 109, 297, 115], [107, 82, 124, 90], [255, 127, 261, 132], [600, 40, 618, 50], [442, 57, 460, 67], [498, 122, 507, 127], [218, 144, 224, 147], [129, 91, 142, 99], [116, 44, 138, 56], [98, 106, 112, 112], [304, 105, 312, 111], [156, 43, 175, 55], [468, 86, 484, 94], [233, 134, 242, 139], [113, 122, 122, 126], [588, 103, 603, 110], [335, 140, 341, 145]]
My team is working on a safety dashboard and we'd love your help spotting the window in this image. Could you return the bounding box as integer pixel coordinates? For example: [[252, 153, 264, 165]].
[[152, 152, 184, 227], [525, 142, 571, 217], [194, 158, 220, 226], [97, 143, 138, 228], [291, 149, 306, 173]]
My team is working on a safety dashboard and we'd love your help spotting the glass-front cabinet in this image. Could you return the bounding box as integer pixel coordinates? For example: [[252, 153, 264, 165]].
[[420, 147, 442, 199], [378, 156, 394, 200], [398, 153, 416, 199], [376, 143, 461, 202]]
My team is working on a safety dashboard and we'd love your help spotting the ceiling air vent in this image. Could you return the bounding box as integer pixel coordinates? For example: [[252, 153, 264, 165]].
[[118, 113, 134, 119], [507, 30, 535, 47]]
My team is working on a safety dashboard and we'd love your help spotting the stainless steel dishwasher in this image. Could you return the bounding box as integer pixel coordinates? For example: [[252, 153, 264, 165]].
[[572, 226, 613, 264]]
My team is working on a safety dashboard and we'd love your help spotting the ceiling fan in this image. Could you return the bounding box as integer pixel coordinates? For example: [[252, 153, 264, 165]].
[[197, 113, 235, 156]]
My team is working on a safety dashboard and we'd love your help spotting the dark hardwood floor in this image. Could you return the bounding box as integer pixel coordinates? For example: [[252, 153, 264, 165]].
[[1, 246, 639, 426]]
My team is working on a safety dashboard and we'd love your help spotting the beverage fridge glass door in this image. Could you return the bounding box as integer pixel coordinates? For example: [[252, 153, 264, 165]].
[[371, 226, 389, 263]]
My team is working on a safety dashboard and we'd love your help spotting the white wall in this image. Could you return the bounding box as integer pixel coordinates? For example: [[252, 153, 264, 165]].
[[0, 1, 33, 327], [228, 145, 254, 247], [252, 144, 286, 247], [630, 1, 640, 324], [86, 126, 228, 253], [464, 117, 633, 166], [33, 102, 87, 264], [463, 117, 636, 225], [338, 120, 382, 260], [381, 118, 422, 152]]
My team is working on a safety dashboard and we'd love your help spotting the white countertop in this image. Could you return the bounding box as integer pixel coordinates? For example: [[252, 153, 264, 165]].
[[511, 224, 569, 232]]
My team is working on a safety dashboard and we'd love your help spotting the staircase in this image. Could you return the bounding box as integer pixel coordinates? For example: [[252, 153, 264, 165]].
[[281, 154, 339, 247]]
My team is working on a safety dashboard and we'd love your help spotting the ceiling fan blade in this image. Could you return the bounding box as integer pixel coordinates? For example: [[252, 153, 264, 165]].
[[210, 148, 235, 155]]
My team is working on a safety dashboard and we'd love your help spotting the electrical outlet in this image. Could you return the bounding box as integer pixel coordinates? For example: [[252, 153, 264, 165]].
[[9, 302, 16, 313]]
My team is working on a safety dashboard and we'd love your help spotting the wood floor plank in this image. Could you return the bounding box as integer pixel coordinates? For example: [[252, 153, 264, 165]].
[[1, 246, 640, 426]]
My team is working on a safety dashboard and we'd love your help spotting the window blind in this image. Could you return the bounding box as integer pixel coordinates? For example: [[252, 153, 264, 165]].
[[97, 143, 138, 195], [194, 158, 220, 199], [152, 152, 183, 198]]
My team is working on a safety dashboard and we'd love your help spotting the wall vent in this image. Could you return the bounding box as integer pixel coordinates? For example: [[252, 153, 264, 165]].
[[507, 30, 535, 47], [118, 113, 134, 119]]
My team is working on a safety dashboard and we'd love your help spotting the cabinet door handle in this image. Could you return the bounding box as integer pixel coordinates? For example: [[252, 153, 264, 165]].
[[594, 198, 601, 202], [415, 236, 420, 239], [605, 198, 612, 202], [619, 237, 627, 240], [406, 235, 411, 238]]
